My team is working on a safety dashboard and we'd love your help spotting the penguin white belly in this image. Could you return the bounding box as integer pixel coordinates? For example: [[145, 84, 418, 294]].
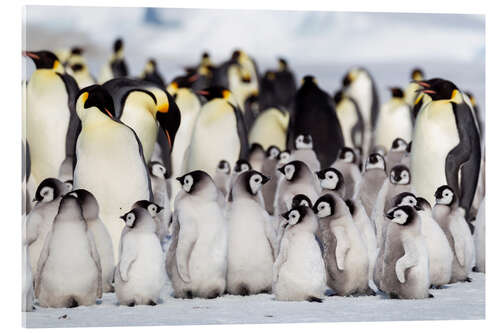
[[27, 74, 69, 185], [120, 107, 158, 163], [88, 218, 115, 292], [337, 101, 358, 148], [346, 77, 372, 128], [404, 234, 430, 299], [227, 199, 274, 293], [73, 125, 150, 262], [352, 202, 377, 280], [411, 104, 460, 204], [187, 102, 240, 178], [74, 72, 95, 88], [98, 63, 113, 84], [249, 109, 288, 150], [375, 104, 412, 151]]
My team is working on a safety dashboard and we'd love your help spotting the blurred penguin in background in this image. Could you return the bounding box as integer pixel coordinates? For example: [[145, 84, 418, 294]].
[[404, 68, 425, 105], [333, 90, 364, 150], [66, 47, 96, 88], [98, 38, 128, 83], [249, 106, 289, 151], [141, 58, 166, 87]]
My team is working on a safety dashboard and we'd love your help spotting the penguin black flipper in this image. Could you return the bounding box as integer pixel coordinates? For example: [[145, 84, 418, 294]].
[[231, 103, 250, 159], [348, 97, 365, 148], [57, 73, 80, 159], [445, 102, 481, 219]]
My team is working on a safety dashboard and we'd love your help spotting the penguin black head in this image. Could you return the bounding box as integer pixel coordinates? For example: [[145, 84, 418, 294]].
[[231, 49, 241, 60], [202, 52, 210, 59], [250, 143, 264, 154], [217, 160, 231, 174], [333, 90, 344, 105], [385, 205, 417, 225], [391, 192, 417, 209], [316, 167, 344, 192], [312, 193, 336, 218], [23, 51, 62, 71], [434, 185, 457, 206], [67, 189, 99, 220], [389, 87, 404, 99], [411, 68, 424, 81], [338, 147, 356, 164], [197, 86, 231, 101], [113, 38, 124, 53], [302, 75, 316, 86], [281, 205, 309, 226], [71, 47, 83, 56], [277, 160, 307, 182], [76, 85, 116, 119], [366, 153, 386, 171], [234, 159, 252, 173], [390, 165, 411, 185], [278, 58, 288, 71], [291, 194, 313, 209], [279, 150, 291, 164], [416, 78, 459, 101], [133, 200, 163, 218], [391, 138, 408, 151], [176, 170, 213, 195], [241, 170, 269, 196], [119, 207, 154, 229], [266, 145, 281, 159], [149, 161, 167, 179], [416, 197, 432, 212], [295, 134, 313, 149], [34, 178, 65, 203], [70, 63, 85, 73]]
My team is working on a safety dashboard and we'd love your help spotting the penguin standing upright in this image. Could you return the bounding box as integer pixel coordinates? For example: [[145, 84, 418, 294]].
[[167, 171, 227, 299], [35, 194, 102, 308], [288, 76, 344, 168], [66, 47, 96, 89], [24, 51, 80, 191], [132, 200, 168, 243], [374, 87, 413, 151], [333, 90, 364, 149], [331, 147, 362, 199], [148, 161, 171, 238], [354, 153, 387, 218], [73, 85, 153, 263], [98, 38, 128, 83], [115, 207, 166, 306], [185, 87, 249, 178], [261, 146, 281, 215], [404, 68, 425, 105], [248, 143, 266, 172], [411, 79, 481, 221], [141, 59, 166, 87], [386, 138, 409, 171], [342, 68, 379, 156], [274, 206, 326, 302], [272, 58, 297, 108], [214, 160, 231, 198], [289, 134, 321, 173], [248, 107, 289, 151]]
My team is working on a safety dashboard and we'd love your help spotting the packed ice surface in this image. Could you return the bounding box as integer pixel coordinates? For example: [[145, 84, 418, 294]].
[[24, 272, 484, 327]]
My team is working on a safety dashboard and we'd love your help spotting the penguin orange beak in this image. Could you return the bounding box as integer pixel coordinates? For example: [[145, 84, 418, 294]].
[[415, 81, 431, 88], [22, 51, 40, 60]]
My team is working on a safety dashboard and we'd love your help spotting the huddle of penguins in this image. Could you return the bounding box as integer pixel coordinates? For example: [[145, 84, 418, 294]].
[[22, 38, 485, 311]]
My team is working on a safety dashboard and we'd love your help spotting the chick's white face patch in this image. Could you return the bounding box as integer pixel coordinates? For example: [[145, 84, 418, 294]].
[[249, 174, 263, 194], [152, 164, 166, 178], [148, 204, 158, 217], [125, 212, 136, 227], [183, 175, 194, 193], [284, 164, 295, 180], [437, 188, 454, 205], [321, 171, 339, 190], [316, 201, 332, 218], [286, 209, 301, 225], [390, 209, 408, 225], [40, 186, 55, 202]]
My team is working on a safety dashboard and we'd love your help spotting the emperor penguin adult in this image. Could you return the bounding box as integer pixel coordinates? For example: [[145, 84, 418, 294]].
[[289, 134, 321, 173], [26, 178, 67, 276], [411, 79, 481, 221], [98, 38, 128, 83], [23, 51, 80, 190], [374, 87, 413, 151], [185, 86, 249, 178], [382, 205, 431, 299], [73, 85, 153, 263], [167, 171, 227, 299], [274, 206, 326, 302], [432, 185, 475, 283], [404, 68, 425, 105], [261, 146, 281, 215], [227, 170, 276, 295], [274, 160, 321, 216], [331, 147, 362, 199], [342, 67, 379, 156], [333, 90, 364, 149], [115, 207, 166, 306], [386, 138, 409, 171], [313, 193, 374, 296], [141, 58, 166, 87], [288, 75, 344, 168], [392, 193, 453, 288], [273, 58, 297, 108], [248, 107, 290, 151], [354, 153, 387, 218], [65, 47, 96, 88], [35, 194, 102, 308], [70, 189, 115, 293]]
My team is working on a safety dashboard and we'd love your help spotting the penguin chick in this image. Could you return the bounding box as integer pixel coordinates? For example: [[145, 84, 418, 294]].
[[382, 205, 430, 299], [132, 200, 167, 243], [71, 189, 115, 293], [227, 170, 276, 296], [273, 206, 326, 302], [274, 160, 321, 216], [214, 160, 231, 198], [115, 207, 166, 306], [227, 159, 253, 199], [432, 185, 475, 283], [355, 153, 387, 218], [313, 193, 373, 296], [331, 147, 362, 199], [148, 161, 171, 243], [35, 194, 102, 308], [261, 145, 281, 215], [26, 178, 67, 275], [248, 142, 266, 172], [386, 138, 409, 171], [289, 134, 321, 173], [167, 171, 227, 299], [275, 194, 313, 253], [473, 199, 485, 272]]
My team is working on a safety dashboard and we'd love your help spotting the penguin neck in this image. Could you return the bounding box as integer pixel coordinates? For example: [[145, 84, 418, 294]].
[[81, 108, 116, 130]]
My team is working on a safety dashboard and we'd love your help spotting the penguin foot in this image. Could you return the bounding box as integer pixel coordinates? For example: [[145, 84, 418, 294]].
[[431, 285, 443, 289], [148, 300, 157, 306], [472, 266, 479, 273], [428, 293, 434, 298], [67, 298, 78, 308], [127, 301, 135, 307], [238, 284, 250, 296], [206, 289, 221, 299], [260, 288, 271, 294], [389, 292, 400, 299], [465, 277, 472, 283], [184, 290, 193, 299], [307, 296, 323, 303], [364, 288, 377, 296]]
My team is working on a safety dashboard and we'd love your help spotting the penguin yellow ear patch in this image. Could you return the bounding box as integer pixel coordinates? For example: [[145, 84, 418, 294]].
[[222, 90, 231, 100], [81, 92, 89, 103], [451, 89, 458, 101], [158, 102, 169, 113], [53, 60, 60, 70]]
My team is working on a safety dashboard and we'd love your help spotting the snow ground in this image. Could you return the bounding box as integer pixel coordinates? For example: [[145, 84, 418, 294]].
[[24, 272, 484, 328]]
